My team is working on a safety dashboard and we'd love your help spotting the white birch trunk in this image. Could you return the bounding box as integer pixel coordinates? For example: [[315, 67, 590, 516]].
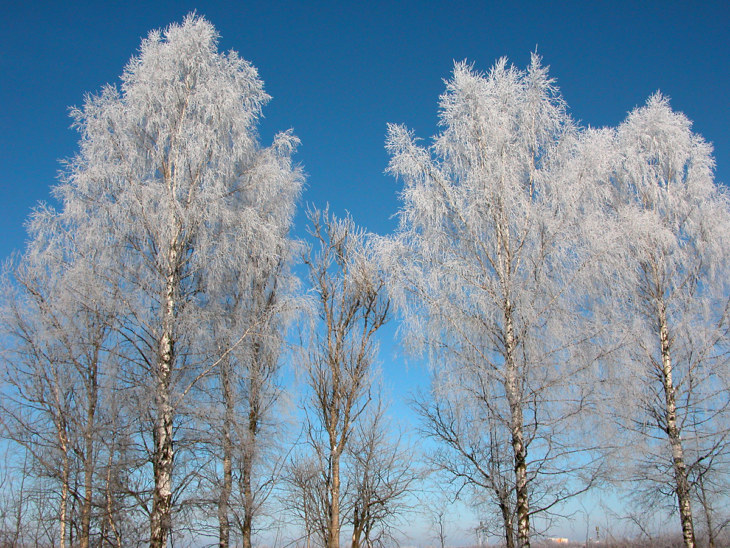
[[54, 387, 70, 548], [150, 258, 178, 548], [504, 300, 530, 548], [59, 444, 69, 548], [658, 302, 695, 548], [80, 356, 98, 548], [218, 358, 233, 548]]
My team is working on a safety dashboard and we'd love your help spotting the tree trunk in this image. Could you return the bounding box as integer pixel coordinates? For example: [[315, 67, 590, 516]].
[[241, 370, 261, 548], [105, 442, 122, 548], [219, 359, 233, 548], [80, 360, 98, 548], [438, 517, 446, 548], [328, 452, 341, 548], [499, 497, 515, 548], [697, 473, 716, 548], [12, 454, 28, 547], [150, 357, 174, 548], [59, 445, 69, 548], [80, 438, 93, 548], [150, 266, 177, 548], [241, 437, 254, 548], [56, 402, 70, 548], [658, 303, 695, 548], [351, 503, 363, 548], [509, 384, 530, 548], [504, 300, 530, 548]]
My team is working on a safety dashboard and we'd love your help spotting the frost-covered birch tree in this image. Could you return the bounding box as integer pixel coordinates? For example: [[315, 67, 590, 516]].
[[47, 15, 302, 547], [597, 94, 730, 548], [0, 213, 121, 548], [201, 184, 300, 548], [383, 56, 604, 547]]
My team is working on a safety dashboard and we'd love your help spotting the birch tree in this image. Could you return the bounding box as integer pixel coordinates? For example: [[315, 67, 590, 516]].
[[0, 217, 120, 548], [382, 55, 604, 547], [204, 232, 299, 548], [598, 94, 730, 548], [47, 15, 302, 547], [300, 208, 390, 548]]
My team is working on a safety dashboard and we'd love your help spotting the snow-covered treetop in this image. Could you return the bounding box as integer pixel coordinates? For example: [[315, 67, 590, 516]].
[[610, 93, 729, 302], [46, 14, 302, 295]]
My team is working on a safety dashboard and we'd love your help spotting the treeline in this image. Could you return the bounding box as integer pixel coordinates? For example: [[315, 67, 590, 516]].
[[1, 14, 729, 548]]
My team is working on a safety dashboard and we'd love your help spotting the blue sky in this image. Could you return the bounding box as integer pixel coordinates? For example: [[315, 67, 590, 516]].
[[2, 1, 729, 543], [3, 2, 729, 257]]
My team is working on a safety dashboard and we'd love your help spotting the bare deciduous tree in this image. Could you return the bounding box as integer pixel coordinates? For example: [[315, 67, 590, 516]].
[[346, 396, 419, 548], [282, 452, 329, 547], [414, 375, 516, 548], [299, 208, 389, 548]]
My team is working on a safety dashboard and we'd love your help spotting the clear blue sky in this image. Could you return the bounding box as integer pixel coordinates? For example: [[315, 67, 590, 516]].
[[2, 1, 729, 543], [3, 2, 729, 258]]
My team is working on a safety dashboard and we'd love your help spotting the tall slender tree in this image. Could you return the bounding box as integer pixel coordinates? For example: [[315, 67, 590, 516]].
[[47, 15, 302, 547], [598, 94, 730, 548], [300, 208, 390, 548], [205, 223, 300, 548], [383, 55, 604, 547]]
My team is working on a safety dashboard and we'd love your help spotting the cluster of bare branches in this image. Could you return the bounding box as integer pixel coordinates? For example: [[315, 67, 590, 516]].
[[280, 209, 419, 548]]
